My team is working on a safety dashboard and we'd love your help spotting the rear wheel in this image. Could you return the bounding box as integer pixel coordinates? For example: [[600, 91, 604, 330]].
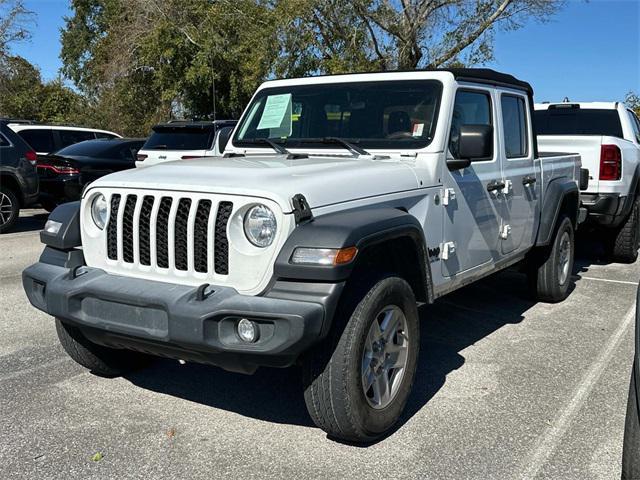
[[56, 318, 151, 377], [302, 277, 419, 442], [607, 197, 640, 264], [527, 215, 575, 303], [0, 186, 19, 234]]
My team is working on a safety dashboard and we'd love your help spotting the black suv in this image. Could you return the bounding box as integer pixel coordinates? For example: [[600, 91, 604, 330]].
[[0, 121, 39, 233]]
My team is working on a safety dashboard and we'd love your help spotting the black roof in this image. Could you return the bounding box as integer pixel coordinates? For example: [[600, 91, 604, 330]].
[[279, 68, 533, 96], [439, 68, 533, 96], [153, 119, 238, 130]]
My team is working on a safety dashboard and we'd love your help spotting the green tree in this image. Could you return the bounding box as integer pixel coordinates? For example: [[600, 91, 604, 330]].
[[626, 91, 640, 117], [0, 55, 87, 123], [60, 0, 566, 135]]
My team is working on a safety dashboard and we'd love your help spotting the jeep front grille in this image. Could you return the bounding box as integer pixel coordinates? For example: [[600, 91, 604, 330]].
[[106, 193, 232, 275]]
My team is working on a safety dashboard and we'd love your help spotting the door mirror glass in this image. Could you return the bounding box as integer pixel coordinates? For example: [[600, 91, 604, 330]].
[[216, 126, 233, 154], [458, 124, 493, 160]]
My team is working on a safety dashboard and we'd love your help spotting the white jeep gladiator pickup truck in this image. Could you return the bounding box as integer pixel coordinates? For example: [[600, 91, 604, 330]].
[[535, 102, 640, 262], [24, 69, 582, 442]]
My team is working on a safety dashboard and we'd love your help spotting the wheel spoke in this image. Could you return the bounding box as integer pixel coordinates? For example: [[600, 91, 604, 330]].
[[381, 309, 401, 343], [385, 344, 408, 370], [362, 364, 375, 392]]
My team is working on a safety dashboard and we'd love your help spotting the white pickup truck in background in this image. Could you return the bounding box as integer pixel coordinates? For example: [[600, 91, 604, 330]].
[[535, 102, 640, 262]]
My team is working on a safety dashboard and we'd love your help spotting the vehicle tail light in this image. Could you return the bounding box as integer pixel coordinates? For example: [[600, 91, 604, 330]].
[[137, 154, 148, 161], [25, 150, 37, 165], [599, 144, 621, 181], [36, 161, 80, 175]]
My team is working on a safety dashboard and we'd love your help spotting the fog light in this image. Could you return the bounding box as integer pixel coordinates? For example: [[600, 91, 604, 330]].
[[237, 318, 258, 343]]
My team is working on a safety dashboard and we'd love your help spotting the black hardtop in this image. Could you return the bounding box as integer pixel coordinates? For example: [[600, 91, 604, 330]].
[[152, 119, 237, 131], [280, 68, 533, 96]]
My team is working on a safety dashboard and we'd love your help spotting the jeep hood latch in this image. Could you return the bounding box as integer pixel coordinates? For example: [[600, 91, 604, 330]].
[[292, 194, 313, 225]]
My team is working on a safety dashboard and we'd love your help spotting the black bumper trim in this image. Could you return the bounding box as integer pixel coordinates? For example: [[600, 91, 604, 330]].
[[581, 193, 633, 227], [23, 263, 342, 373]]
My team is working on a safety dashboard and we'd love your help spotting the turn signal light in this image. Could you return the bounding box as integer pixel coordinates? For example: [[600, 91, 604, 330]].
[[290, 246, 358, 266]]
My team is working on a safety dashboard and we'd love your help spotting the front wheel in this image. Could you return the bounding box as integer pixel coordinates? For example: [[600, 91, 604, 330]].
[[302, 277, 420, 442], [527, 215, 575, 303], [622, 364, 640, 479], [56, 319, 151, 377]]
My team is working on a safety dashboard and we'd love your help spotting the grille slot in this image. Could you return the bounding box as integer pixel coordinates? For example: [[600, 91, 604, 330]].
[[214, 201, 233, 275], [106, 194, 121, 260], [122, 195, 137, 263], [194, 200, 212, 273], [156, 197, 173, 269], [174, 198, 192, 271], [139, 196, 155, 266], [102, 192, 234, 278]]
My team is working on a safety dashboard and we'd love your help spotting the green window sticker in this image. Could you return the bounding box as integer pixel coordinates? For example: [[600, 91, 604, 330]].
[[257, 93, 292, 137]]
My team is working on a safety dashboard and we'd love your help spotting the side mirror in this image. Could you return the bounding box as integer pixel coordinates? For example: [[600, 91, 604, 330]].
[[216, 126, 234, 154], [447, 124, 493, 170]]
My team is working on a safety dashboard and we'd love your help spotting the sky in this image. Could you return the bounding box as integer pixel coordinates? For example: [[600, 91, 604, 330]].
[[10, 0, 640, 103]]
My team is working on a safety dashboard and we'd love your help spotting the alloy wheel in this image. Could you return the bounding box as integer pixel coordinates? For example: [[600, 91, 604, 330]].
[[361, 305, 410, 409]]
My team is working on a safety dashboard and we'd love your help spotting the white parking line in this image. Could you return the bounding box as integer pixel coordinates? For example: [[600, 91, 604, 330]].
[[578, 276, 638, 286], [520, 304, 635, 479]]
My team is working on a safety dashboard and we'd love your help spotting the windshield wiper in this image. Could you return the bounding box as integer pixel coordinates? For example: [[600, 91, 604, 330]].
[[241, 138, 308, 159], [297, 137, 372, 158]]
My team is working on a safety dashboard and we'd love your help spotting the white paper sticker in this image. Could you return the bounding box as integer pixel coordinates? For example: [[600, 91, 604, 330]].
[[257, 94, 292, 132], [412, 123, 424, 137]]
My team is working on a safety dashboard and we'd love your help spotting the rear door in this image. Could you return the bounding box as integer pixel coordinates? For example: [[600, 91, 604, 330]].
[[498, 92, 538, 255]]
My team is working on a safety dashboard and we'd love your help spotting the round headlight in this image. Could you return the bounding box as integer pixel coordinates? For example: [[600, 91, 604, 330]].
[[244, 204, 277, 247], [91, 194, 108, 230]]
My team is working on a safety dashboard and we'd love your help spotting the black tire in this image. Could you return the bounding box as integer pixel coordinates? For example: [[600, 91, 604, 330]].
[[55, 318, 150, 377], [608, 197, 640, 264], [528, 215, 575, 303], [0, 186, 20, 234], [302, 277, 419, 442], [622, 364, 640, 480]]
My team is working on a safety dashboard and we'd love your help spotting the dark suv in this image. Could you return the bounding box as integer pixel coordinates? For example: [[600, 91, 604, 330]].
[[0, 121, 39, 233]]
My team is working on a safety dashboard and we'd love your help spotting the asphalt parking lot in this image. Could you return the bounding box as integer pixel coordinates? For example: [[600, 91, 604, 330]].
[[1, 209, 638, 479]]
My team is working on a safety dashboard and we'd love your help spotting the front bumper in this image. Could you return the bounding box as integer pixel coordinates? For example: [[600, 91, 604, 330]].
[[23, 255, 342, 374]]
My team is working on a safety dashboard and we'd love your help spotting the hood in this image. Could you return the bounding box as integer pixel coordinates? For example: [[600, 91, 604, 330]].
[[88, 154, 420, 212]]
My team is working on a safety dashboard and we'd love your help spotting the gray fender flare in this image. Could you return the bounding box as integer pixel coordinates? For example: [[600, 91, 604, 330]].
[[535, 178, 579, 247], [274, 207, 434, 302]]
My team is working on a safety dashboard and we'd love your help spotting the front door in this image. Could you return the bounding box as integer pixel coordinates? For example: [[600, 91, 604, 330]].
[[442, 88, 504, 278], [498, 92, 538, 255]]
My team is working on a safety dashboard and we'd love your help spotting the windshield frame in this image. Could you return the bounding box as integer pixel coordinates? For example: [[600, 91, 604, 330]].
[[231, 79, 444, 151]]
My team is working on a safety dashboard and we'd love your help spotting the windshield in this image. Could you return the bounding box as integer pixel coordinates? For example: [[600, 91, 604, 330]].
[[143, 128, 214, 150], [233, 80, 443, 150], [535, 108, 623, 138]]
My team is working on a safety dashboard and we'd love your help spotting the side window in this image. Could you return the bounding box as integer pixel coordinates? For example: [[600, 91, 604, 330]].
[[628, 110, 640, 143], [501, 95, 529, 158], [449, 90, 492, 159], [18, 129, 54, 153], [0, 134, 9, 147], [58, 130, 96, 148]]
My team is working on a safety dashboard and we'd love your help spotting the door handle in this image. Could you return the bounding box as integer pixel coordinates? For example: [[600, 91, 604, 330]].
[[487, 180, 506, 193], [522, 175, 537, 186]]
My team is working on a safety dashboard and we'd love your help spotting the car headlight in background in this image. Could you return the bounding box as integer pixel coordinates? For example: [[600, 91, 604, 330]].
[[91, 194, 108, 230], [244, 204, 277, 247]]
